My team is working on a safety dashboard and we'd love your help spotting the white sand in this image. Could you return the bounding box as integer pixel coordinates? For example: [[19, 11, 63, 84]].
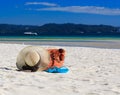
[[0, 43, 120, 95]]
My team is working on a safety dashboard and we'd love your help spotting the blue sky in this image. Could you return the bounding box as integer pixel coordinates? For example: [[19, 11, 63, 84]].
[[0, 0, 120, 26]]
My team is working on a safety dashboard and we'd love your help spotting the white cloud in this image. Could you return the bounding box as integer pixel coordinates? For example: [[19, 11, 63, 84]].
[[35, 6, 120, 15], [25, 2, 58, 7]]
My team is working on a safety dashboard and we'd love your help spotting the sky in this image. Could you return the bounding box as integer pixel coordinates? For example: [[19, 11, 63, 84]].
[[0, 0, 120, 26]]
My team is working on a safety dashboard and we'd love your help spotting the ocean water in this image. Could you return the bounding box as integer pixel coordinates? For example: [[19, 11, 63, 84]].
[[0, 36, 120, 49], [0, 36, 120, 42]]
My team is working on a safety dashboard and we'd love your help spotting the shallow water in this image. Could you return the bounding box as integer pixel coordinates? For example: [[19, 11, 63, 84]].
[[0, 36, 120, 41], [0, 36, 120, 49]]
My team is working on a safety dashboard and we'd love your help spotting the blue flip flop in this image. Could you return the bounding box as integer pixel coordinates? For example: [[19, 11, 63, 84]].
[[45, 66, 69, 73]]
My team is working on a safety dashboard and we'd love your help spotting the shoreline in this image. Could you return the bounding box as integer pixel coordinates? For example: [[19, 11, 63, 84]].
[[0, 40, 120, 49]]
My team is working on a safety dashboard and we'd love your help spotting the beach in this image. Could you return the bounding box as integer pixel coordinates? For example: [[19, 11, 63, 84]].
[[1, 39, 120, 49], [0, 42, 120, 95]]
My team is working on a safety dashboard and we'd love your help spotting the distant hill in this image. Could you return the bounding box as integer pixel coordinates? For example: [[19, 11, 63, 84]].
[[0, 23, 120, 36]]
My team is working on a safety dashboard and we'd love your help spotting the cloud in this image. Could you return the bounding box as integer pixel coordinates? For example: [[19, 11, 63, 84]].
[[35, 6, 120, 15], [25, 2, 58, 7]]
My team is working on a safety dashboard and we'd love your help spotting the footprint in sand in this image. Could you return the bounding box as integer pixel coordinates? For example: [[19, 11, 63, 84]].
[[111, 86, 120, 94], [86, 93, 100, 95]]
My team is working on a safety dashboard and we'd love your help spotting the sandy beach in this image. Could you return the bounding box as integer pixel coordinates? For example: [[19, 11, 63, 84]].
[[0, 43, 120, 95], [1, 40, 120, 49]]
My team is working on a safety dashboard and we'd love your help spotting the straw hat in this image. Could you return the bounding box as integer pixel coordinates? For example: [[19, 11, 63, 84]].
[[16, 46, 50, 72]]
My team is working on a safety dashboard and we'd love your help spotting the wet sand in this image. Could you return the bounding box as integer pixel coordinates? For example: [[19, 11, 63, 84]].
[[0, 40, 120, 49]]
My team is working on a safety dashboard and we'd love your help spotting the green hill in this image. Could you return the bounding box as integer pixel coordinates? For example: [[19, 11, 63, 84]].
[[0, 23, 120, 36]]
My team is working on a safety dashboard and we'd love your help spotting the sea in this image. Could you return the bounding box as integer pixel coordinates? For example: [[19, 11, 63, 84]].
[[0, 36, 120, 42], [0, 36, 120, 48]]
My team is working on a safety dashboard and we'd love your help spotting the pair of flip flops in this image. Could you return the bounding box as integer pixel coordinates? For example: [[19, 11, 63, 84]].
[[45, 66, 69, 73]]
